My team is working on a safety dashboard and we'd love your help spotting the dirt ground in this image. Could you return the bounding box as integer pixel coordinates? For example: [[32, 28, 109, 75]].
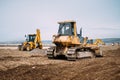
[[0, 45, 120, 80]]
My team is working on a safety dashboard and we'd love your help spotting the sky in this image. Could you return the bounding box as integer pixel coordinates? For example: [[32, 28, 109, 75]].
[[0, 0, 120, 41]]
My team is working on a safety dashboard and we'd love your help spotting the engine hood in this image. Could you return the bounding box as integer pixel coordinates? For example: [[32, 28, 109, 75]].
[[53, 35, 80, 46]]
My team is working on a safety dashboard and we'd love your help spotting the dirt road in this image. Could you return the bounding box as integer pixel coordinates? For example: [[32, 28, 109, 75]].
[[0, 45, 120, 80]]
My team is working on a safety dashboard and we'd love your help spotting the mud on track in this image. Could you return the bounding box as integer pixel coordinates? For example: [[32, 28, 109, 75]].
[[0, 45, 120, 80]]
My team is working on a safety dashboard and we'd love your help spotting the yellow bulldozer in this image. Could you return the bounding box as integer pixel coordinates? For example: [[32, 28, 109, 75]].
[[19, 29, 42, 51], [47, 20, 105, 60]]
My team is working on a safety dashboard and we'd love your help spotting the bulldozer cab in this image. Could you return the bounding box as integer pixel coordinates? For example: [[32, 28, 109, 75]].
[[26, 34, 36, 42], [58, 23, 74, 35], [58, 21, 77, 36], [52, 21, 80, 46]]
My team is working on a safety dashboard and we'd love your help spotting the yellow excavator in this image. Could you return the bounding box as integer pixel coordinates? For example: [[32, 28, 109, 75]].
[[19, 29, 42, 51], [93, 39, 105, 45], [82, 37, 105, 47], [47, 20, 105, 60]]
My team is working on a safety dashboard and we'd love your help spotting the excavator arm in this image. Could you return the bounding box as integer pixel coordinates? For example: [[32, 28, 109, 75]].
[[34, 29, 42, 49]]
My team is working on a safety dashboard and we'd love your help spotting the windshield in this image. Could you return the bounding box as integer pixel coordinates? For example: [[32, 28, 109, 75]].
[[26, 35, 36, 42], [58, 23, 74, 35]]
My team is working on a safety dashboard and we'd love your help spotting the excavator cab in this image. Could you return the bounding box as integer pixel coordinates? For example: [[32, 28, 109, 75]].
[[25, 34, 36, 42]]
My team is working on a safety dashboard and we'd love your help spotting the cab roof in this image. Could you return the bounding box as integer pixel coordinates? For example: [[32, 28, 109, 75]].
[[58, 20, 76, 24], [28, 34, 36, 36]]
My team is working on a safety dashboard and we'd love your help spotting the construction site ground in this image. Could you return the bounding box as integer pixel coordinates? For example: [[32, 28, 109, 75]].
[[0, 45, 120, 80]]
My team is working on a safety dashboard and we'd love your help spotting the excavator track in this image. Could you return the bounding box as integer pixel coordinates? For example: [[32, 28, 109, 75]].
[[66, 48, 77, 61], [66, 47, 96, 60], [76, 47, 96, 58], [47, 47, 54, 59]]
